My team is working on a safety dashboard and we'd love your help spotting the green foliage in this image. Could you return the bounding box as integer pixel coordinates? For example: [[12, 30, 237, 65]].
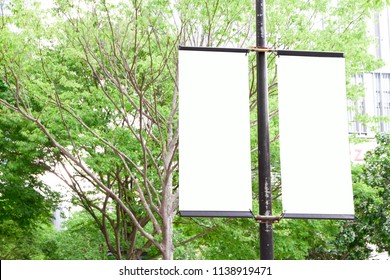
[[0, 210, 110, 260], [0, 106, 60, 228], [53, 211, 109, 260], [0, 114, 60, 259], [274, 219, 341, 260], [358, 133, 390, 252], [0, 87, 60, 260], [307, 134, 390, 259], [0, 221, 59, 260], [3, 0, 180, 258], [177, 0, 253, 47], [174, 216, 259, 260]]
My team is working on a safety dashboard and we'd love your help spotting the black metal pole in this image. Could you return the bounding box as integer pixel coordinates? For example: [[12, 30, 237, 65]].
[[256, 0, 274, 260]]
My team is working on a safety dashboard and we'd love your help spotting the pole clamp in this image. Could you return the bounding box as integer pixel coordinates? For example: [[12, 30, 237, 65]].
[[250, 209, 285, 224], [248, 46, 274, 53], [254, 215, 283, 224]]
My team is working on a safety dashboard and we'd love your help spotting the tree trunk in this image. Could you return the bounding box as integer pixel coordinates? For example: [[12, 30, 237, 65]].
[[162, 211, 174, 260], [160, 171, 175, 260]]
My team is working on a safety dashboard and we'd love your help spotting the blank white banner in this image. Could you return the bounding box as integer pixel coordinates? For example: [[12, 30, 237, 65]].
[[277, 51, 354, 219], [178, 47, 252, 217]]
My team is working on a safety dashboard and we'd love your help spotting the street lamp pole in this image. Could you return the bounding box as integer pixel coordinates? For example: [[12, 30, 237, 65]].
[[256, 0, 274, 260]]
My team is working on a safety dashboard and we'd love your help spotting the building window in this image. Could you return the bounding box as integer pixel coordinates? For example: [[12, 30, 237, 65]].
[[373, 73, 390, 132], [349, 74, 367, 135]]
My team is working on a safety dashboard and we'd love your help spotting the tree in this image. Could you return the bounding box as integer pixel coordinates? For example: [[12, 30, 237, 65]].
[[0, 80, 60, 259], [306, 133, 390, 259], [1, 0, 181, 259], [51, 210, 110, 260], [0, 107, 59, 225], [0, 0, 255, 260], [360, 133, 390, 253]]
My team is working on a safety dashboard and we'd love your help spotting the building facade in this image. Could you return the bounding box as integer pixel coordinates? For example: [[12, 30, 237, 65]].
[[349, 8, 390, 136]]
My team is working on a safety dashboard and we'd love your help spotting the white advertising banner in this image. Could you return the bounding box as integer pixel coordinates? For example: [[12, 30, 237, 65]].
[[277, 51, 355, 219], [178, 47, 252, 217]]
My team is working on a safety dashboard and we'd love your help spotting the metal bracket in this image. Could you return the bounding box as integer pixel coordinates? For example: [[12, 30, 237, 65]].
[[248, 46, 275, 53], [254, 215, 283, 224], [250, 209, 285, 224]]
